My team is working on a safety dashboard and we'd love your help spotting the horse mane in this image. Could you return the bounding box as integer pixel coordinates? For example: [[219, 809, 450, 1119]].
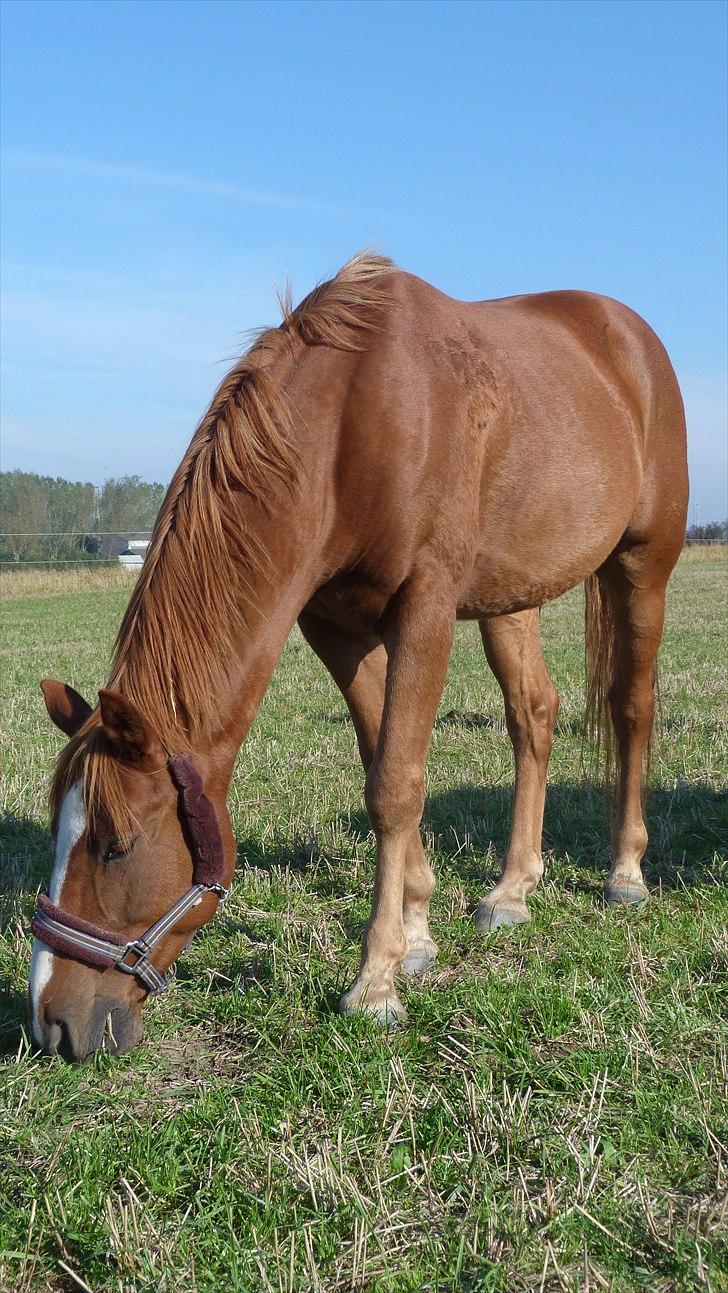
[[50, 251, 395, 837]]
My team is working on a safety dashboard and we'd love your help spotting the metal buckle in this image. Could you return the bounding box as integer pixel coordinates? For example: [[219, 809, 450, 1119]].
[[117, 938, 152, 975], [117, 939, 169, 994]]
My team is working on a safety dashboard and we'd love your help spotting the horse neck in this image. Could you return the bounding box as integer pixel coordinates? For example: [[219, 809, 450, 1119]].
[[116, 482, 321, 789], [196, 492, 321, 780], [210, 552, 311, 771]]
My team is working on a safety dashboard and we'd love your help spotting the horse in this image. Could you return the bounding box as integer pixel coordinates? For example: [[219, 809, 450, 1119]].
[[29, 252, 688, 1061]]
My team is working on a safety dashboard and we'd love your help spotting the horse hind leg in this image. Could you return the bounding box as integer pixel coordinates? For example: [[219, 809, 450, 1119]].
[[587, 544, 673, 905], [475, 609, 559, 931], [298, 610, 438, 981]]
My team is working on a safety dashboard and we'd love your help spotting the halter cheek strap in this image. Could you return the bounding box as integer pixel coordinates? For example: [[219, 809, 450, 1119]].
[[167, 753, 226, 886], [30, 754, 230, 996]]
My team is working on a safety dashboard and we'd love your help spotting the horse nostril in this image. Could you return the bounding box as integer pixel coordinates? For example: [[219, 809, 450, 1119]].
[[45, 1014, 82, 1063], [45, 1021, 63, 1055]]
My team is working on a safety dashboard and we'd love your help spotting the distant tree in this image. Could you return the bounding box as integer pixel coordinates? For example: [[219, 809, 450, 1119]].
[[0, 471, 48, 561], [1, 470, 166, 563], [44, 477, 96, 559], [99, 476, 165, 554], [685, 519, 728, 545]]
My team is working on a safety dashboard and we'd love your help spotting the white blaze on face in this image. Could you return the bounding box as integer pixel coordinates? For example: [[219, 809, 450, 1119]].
[[29, 781, 86, 1045]]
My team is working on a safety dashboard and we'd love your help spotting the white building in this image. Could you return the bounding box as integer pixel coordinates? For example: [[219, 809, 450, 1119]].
[[118, 538, 150, 569]]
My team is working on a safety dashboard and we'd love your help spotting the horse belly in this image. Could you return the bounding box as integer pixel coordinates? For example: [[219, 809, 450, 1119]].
[[458, 430, 644, 616], [457, 535, 616, 617]]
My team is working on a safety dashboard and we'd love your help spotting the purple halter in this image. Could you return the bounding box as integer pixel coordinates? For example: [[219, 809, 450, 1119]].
[[31, 754, 230, 995]]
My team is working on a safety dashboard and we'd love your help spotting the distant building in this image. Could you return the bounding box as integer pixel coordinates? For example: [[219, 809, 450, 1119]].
[[117, 536, 151, 568]]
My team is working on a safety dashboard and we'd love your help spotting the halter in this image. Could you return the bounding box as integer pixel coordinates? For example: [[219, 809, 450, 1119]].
[[31, 754, 230, 995]]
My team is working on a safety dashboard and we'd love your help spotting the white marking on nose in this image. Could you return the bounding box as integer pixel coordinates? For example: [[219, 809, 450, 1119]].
[[29, 781, 86, 1046]]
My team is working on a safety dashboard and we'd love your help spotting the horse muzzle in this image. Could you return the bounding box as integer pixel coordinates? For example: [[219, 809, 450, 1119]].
[[31, 984, 144, 1062]]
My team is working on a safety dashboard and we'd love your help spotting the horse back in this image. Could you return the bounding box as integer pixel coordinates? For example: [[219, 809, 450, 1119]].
[[294, 271, 688, 623]]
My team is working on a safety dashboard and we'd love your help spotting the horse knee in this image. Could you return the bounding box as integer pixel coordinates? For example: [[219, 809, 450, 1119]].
[[365, 762, 424, 835], [506, 678, 558, 762], [609, 679, 654, 737]]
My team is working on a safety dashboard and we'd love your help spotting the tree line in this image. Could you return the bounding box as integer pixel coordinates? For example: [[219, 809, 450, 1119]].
[[1, 469, 725, 565], [0, 471, 165, 563], [684, 520, 727, 545]]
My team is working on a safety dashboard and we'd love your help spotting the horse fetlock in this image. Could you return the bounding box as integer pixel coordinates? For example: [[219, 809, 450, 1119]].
[[497, 851, 543, 899], [522, 857, 544, 896], [612, 820, 649, 863]]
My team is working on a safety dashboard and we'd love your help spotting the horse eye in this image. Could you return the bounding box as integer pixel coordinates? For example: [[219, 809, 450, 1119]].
[[102, 838, 136, 863]]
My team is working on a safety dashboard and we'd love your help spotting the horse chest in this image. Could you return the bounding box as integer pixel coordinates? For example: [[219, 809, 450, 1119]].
[[308, 575, 394, 634]]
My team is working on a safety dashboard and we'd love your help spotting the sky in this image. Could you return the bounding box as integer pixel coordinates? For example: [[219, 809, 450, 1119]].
[[1, 0, 726, 523]]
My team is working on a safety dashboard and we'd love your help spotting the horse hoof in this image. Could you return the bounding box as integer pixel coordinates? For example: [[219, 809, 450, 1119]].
[[604, 882, 649, 908], [401, 942, 437, 977], [475, 899, 530, 933], [339, 989, 407, 1029]]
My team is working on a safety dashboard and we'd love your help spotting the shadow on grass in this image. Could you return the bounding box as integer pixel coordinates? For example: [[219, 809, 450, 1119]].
[[0, 814, 46, 1053], [2, 774, 724, 915], [234, 778, 727, 896], [319, 706, 589, 737], [0, 979, 28, 1056], [423, 780, 727, 890], [0, 814, 51, 927]]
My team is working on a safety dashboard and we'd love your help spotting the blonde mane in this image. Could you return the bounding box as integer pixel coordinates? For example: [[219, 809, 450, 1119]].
[[50, 253, 394, 835]]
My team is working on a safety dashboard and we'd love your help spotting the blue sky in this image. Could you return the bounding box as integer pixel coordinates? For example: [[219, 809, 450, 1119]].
[[1, 0, 726, 522]]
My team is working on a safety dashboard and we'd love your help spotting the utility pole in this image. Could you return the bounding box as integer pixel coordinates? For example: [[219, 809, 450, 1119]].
[[92, 486, 101, 560]]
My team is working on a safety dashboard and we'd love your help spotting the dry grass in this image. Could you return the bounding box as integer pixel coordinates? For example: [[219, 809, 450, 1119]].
[[1, 546, 724, 606], [680, 544, 728, 562], [0, 565, 137, 601]]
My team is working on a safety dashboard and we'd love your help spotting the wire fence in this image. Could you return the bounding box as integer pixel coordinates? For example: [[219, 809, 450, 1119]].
[[1, 559, 124, 566], [0, 530, 152, 537], [0, 529, 152, 568]]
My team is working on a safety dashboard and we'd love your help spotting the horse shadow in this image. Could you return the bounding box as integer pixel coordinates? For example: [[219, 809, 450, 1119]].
[[2, 769, 724, 917], [423, 779, 726, 888], [0, 814, 51, 916], [0, 979, 26, 1057], [234, 775, 727, 901], [0, 816, 51, 1053]]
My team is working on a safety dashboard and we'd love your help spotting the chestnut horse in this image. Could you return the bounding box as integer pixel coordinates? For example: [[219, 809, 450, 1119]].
[[30, 253, 688, 1060]]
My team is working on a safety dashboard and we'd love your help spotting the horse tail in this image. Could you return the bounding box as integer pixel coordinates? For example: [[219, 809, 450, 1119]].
[[583, 572, 616, 790], [583, 569, 660, 796]]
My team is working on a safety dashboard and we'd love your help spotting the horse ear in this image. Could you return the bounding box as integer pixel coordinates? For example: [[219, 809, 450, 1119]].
[[40, 680, 93, 737], [98, 690, 164, 766]]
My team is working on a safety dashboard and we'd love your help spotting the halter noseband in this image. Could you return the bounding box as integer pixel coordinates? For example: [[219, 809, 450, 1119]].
[[31, 754, 230, 995]]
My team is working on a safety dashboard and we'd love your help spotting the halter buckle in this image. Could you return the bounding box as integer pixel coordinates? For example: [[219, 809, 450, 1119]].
[[117, 938, 152, 974], [117, 938, 170, 994]]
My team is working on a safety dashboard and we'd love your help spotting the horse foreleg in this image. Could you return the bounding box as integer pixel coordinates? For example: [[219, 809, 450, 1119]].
[[298, 610, 438, 981], [476, 609, 559, 930], [335, 572, 455, 1024]]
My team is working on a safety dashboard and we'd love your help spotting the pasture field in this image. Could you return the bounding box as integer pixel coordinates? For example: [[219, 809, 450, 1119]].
[[0, 555, 726, 1293]]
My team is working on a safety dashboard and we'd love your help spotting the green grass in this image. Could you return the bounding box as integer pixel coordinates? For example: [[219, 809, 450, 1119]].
[[1, 557, 726, 1292]]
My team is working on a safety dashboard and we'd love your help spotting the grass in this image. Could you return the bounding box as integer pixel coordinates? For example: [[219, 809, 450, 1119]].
[[0, 555, 726, 1292], [0, 565, 137, 601]]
